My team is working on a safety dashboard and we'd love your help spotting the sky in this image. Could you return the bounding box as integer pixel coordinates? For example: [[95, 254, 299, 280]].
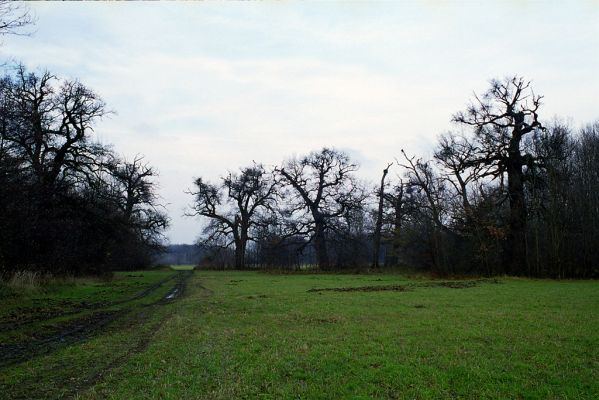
[[2, 1, 598, 244]]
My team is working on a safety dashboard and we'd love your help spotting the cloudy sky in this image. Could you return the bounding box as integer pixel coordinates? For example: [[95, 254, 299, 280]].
[[3, 1, 598, 244]]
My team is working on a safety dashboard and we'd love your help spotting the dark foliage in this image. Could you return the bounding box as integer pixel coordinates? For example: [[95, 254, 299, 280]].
[[0, 66, 168, 275]]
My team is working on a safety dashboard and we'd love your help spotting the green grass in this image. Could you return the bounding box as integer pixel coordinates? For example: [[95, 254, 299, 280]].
[[1, 271, 598, 399], [0, 270, 177, 343], [0, 270, 175, 318]]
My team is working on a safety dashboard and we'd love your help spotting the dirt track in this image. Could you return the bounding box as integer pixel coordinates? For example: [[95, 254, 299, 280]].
[[0, 272, 181, 333], [0, 270, 192, 369]]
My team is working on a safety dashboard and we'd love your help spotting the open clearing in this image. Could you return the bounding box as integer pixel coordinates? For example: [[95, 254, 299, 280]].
[[1, 270, 598, 399]]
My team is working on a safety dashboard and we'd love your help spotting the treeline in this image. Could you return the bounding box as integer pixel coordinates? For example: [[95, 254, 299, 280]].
[[155, 245, 206, 266], [189, 77, 599, 278], [0, 65, 168, 275]]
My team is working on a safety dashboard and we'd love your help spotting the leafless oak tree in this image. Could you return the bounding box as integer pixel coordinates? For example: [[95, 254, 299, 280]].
[[1, 65, 108, 192], [188, 164, 278, 269], [372, 162, 393, 268], [107, 155, 169, 247], [382, 180, 404, 266], [453, 77, 544, 274], [277, 148, 366, 269]]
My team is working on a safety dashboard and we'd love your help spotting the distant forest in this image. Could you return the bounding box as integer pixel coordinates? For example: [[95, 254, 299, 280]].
[[1, 4, 598, 278], [156, 245, 205, 266]]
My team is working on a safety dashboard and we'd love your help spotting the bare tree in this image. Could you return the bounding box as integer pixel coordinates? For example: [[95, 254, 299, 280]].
[[573, 122, 599, 276], [382, 180, 404, 266], [398, 149, 462, 272], [277, 148, 366, 269], [453, 77, 544, 275], [372, 162, 393, 268], [434, 132, 479, 226], [0, 66, 113, 272], [0, 1, 34, 37], [1, 65, 108, 192], [107, 155, 169, 247], [188, 164, 278, 269], [0, 66, 171, 274], [399, 149, 448, 232]]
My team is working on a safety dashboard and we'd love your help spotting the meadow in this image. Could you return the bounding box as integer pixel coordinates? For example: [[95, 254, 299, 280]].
[[1, 269, 598, 399]]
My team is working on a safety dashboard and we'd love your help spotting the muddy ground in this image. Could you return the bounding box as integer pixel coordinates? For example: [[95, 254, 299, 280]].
[[0, 272, 181, 332], [0, 270, 192, 369], [307, 278, 502, 293]]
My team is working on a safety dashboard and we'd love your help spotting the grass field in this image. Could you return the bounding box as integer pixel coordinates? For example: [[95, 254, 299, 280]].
[[1, 270, 598, 399]]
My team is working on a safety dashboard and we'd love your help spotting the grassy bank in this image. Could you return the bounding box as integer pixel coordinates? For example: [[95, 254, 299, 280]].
[[1, 270, 598, 399]]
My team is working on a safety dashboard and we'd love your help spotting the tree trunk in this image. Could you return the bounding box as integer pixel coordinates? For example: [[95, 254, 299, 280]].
[[384, 184, 404, 267], [233, 225, 249, 270], [234, 238, 246, 269], [390, 195, 403, 265], [372, 166, 389, 268], [313, 218, 330, 270], [505, 149, 528, 276]]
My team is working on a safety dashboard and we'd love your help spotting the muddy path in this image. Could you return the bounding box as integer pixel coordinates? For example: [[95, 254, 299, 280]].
[[72, 271, 199, 398], [76, 272, 201, 395], [0, 272, 181, 332], [0, 271, 193, 370], [157, 271, 190, 304]]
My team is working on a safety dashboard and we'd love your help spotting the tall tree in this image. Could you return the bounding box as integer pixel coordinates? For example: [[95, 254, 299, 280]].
[[372, 162, 392, 268], [188, 164, 277, 269], [453, 77, 544, 275], [399, 150, 453, 272], [0, 66, 167, 274], [0, 66, 112, 272], [573, 123, 599, 276], [1, 65, 108, 193], [434, 132, 488, 228], [399, 150, 448, 232], [382, 180, 404, 266], [107, 155, 169, 249], [277, 148, 366, 270]]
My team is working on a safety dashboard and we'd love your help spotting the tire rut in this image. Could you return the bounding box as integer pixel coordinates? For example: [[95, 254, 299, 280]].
[[72, 271, 195, 397], [0, 272, 180, 332], [0, 271, 193, 370]]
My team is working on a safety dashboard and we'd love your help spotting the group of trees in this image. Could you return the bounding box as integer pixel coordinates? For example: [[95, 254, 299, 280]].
[[393, 78, 599, 278], [0, 65, 167, 275], [188, 150, 370, 271], [190, 77, 599, 278], [0, 3, 168, 276]]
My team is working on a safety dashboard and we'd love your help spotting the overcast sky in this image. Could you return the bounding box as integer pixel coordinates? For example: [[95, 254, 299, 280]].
[[3, 1, 598, 244]]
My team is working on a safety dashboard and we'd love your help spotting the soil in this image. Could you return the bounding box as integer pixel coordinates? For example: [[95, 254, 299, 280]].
[[308, 284, 412, 293], [308, 278, 502, 293]]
